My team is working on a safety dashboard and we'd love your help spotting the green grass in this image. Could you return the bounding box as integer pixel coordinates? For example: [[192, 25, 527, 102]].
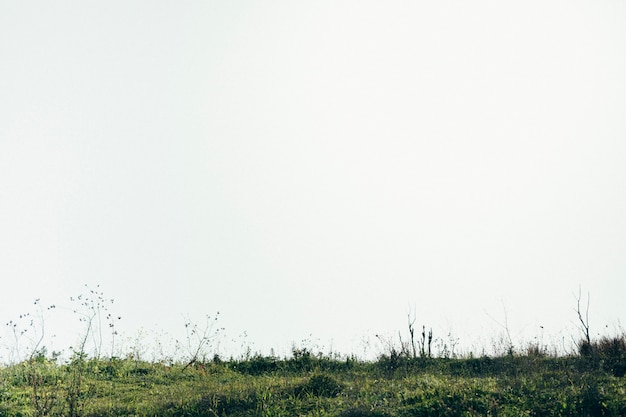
[[1, 350, 624, 417]]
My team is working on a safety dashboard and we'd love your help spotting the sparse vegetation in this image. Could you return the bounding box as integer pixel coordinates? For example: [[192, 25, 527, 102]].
[[0, 287, 624, 416]]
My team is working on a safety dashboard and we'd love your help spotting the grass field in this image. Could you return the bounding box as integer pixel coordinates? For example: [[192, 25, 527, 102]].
[[1, 342, 625, 417]]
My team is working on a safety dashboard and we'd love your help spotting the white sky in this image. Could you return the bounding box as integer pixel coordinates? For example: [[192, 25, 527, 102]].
[[1, 1, 626, 360]]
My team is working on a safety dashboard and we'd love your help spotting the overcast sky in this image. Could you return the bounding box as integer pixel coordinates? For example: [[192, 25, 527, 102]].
[[1, 1, 625, 360]]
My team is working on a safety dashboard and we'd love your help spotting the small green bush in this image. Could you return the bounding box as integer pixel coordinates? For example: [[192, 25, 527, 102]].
[[230, 355, 279, 375], [294, 373, 343, 398], [596, 336, 626, 377], [577, 334, 626, 377]]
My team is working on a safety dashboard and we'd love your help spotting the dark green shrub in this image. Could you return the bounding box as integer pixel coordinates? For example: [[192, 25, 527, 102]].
[[578, 378, 607, 416], [287, 348, 315, 372], [596, 336, 626, 377], [578, 339, 595, 357], [128, 367, 152, 376], [230, 355, 279, 375], [294, 373, 343, 398], [448, 356, 496, 377], [376, 349, 410, 377], [577, 334, 626, 376]]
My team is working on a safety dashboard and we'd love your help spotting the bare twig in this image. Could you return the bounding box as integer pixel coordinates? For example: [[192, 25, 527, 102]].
[[576, 286, 591, 346]]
